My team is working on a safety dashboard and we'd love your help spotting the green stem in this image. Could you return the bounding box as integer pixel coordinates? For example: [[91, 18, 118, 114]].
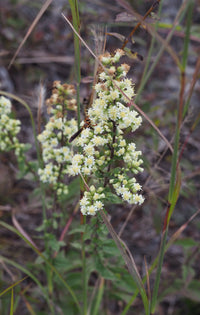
[[151, 229, 168, 313], [68, 0, 81, 127], [169, 0, 193, 203], [68, 3, 87, 313], [82, 215, 88, 315], [92, 278, 105, 315]]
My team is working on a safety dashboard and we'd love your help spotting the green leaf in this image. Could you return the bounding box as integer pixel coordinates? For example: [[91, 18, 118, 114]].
[[64, 272, 82, 290], [159, 279, 184, 299], [53, 251, 81, 272], [175, 238, 198, 248], [104, 192, 122, 204], [94, 256, 117, 280], [70, 241, 82, 250], [35, 223, 45, 232], [65, 177, 80, 201], [101, 239, 121, 257], [47, 235, 65, 252], [23, 143, 32, 151], [182, 265, 195, 282], [52, 220, 58, 229], [187, 280, 200, 302], [35, 252, 48, 265], [112, 268, 137, 292], [68, 226, 86, 235]]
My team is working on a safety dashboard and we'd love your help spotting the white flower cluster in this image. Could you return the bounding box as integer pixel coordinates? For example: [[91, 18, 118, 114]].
[[0, 96, 24, 155], [80, 185, 105, 215], [67, 49, 144, 215], [111, 174, 144, 205], [38, 83, 77, 195]]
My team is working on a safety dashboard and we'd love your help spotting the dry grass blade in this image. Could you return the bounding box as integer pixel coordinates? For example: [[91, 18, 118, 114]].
[[36, 83, 46, 135], [120, 0, 161, 50], [168, 208, 200, 248], [16, 55, 74, 64], [8, 0, 53, 69], [99, 209, 144, 288], [144, 256, 151, 302], [12, 213, 39, 250], [0, 276, 28, 297], [117, 0, 186, 68]]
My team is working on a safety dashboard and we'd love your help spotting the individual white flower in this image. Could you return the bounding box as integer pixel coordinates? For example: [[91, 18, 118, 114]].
[[44, 163, 53, 174], [87, 205, 97, 215], [99, 72, 107, 81], [128, 143, 136, 151], [94, 201, 104, 210], [62, 146, 70, 159], [90, 185, 96, 193], [1, 114, 9, 124], [100, 53, 112, 65], [50, 137, 59, 147], [109, 89, 119, 101], [116, 147, 125, 156], [77, 137, 88, 146], [81, 128, 91, 139], [57, 188, 63, 195], [72, 154, 84, 164], [67, 164, 81, 176], [122, 190, 132, 202], [94, 125, 103, 134], [80, 207, 87, 215], [119, 139, 126, 147], [123, 153, 132, 163], [54, 117, 63, 129], [84, 144, 95, 155], [54, 150, 64, 163], [82, 167, 92, 175], [64, 125, 73, 135], [46, 121, 54, 131], [112, 49, 125, 62], [80, 196, 89, 206], [133, 183, 142, 191], [95, 83, 103, 93], [84, 155, 95, 167], [93, 192, 101, 200], [131, 194, 144, 205], [108, 106, 118, 120], [96, 155, 105, 166], [118, 174, 124, 181], [91, 136, 107, 146]]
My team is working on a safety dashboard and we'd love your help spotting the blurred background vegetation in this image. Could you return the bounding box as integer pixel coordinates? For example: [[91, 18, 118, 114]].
[[0, 0, 200, 314]]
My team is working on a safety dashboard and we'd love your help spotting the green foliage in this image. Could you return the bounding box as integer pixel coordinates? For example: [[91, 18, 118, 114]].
[[104, 191, 122, 204]]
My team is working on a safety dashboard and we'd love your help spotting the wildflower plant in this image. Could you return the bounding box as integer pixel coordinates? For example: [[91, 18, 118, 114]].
[[37, 50, 144, 214], [68, 49, 144, 215], [0, 96, 25, 157], [37, 81, 78, 197], [76, 49, 144, 215]]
